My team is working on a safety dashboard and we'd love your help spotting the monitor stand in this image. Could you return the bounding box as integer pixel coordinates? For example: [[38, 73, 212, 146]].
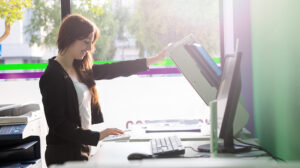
[[197, 128, 251, 153], [197, 143, 251, 153]]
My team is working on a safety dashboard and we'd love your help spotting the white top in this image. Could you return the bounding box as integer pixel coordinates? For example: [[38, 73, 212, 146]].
[[72, 79, 92, 130]]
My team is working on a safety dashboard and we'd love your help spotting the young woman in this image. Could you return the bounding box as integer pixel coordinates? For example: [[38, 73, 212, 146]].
[[39, 14, 167, 166]]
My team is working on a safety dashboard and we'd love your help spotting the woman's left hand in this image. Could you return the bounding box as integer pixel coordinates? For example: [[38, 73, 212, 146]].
[[146, 44, 170, 67]]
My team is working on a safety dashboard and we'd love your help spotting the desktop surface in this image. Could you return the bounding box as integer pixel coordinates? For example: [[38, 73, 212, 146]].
[[90, 139, 272, 165], [47, 131, 282, 168]]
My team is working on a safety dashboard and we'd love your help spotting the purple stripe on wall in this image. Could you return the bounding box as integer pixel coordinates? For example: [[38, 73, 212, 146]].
[[0, 72, 43, 79], [138, 68, 180, 75], [0, 68, 181, 79]]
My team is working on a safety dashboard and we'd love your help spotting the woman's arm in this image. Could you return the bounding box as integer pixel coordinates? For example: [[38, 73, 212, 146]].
[[92, 58, 148, 80], [92, 46, 168, 80], [40, 72, 100, 146]]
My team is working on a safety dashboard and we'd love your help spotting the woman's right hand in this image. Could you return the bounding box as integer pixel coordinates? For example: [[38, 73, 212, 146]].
[[99, 128, 124, 140]]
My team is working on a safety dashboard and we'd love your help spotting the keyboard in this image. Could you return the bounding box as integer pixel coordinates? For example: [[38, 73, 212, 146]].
[[150, 136, 185, 157]]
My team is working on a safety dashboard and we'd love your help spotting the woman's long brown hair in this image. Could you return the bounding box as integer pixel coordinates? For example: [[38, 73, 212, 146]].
[[57, 14, 100, 107]]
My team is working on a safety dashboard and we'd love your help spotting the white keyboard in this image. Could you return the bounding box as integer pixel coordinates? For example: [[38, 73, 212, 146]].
[[102, 134, 131, 142]]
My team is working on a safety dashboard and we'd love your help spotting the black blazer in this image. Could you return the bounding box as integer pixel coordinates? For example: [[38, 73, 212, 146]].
[[39, 57, 148, 166]]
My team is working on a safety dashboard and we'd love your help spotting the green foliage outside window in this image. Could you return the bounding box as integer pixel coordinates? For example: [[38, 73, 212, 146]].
[[128, 0, 220, 58], [0, 0, 32, 43], [24, 0, 220, 61], [24, 0, 118, 61]]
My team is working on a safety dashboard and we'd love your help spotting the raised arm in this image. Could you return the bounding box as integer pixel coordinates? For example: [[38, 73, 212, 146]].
[[92, 58, 148, 80], [92, 46, 168, 80]]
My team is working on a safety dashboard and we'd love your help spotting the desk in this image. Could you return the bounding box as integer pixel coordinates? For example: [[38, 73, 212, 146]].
[[49, 139, 282, 168], [93, 139, 272, 161]]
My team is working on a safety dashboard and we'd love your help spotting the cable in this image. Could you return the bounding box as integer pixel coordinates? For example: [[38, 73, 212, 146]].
[[185, 146, 209, 157], [184, 142, 284, 161], [235, 153, 269, 158], [185, 146, 199, 153], [180, 155, 210, 158], [235, 144, 260, 151], [234, 137, 285, 162], [181, 146, 210, 158], [184, 145, 272, 159]]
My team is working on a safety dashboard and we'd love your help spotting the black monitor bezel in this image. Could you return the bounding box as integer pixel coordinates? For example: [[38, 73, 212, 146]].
[[218, 52, 242, 150]]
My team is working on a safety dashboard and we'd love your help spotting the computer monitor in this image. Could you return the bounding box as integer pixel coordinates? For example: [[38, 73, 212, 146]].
[[168, 35, 249, 137], [184, 43, 222, 88], [197, 51, 251, 153]]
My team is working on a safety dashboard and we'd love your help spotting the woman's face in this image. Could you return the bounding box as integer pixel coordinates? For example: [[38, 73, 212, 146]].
[[69, 32, 94, 60]]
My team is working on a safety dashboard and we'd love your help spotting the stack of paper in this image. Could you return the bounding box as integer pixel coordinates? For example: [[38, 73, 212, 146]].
[[0, 103, 41, 125], [0, 111, 41, 125]]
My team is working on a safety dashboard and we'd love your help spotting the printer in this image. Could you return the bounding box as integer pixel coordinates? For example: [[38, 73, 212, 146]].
[[0, 103, 41, 168]]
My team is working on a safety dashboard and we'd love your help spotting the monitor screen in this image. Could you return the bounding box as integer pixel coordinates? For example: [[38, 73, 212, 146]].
[[168, 34, 219, 105], [184, 43, 222, 88]]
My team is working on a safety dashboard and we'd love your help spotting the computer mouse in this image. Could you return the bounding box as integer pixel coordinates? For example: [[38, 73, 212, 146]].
[[127, 152, 153, 160]]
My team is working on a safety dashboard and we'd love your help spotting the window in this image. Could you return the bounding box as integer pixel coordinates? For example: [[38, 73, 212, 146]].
[[73, 0, 221, 128], [0, 0, 222, 129]]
